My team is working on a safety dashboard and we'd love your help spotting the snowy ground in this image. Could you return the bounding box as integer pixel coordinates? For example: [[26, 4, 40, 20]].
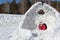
[[0, 3, 60, 40], [0, 14, 60, 40], [0, 14, 25, 40]]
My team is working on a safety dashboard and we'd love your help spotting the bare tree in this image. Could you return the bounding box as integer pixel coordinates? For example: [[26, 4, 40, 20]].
[[18, 0, 31, 14]]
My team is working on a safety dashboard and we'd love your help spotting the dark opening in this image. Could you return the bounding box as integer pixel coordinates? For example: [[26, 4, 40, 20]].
[[38, 9, 45, 15]]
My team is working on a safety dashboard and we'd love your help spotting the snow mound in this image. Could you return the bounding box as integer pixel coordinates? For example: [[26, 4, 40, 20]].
[[0, 14, 25, 40], [10, 2, 60, 40], [0, 14, 24, 27]]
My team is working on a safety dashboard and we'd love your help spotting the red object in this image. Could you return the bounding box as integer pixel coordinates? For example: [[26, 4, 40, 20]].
[[38, 23, 47, 30]]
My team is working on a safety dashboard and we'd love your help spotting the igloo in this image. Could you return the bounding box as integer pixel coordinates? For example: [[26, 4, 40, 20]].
[[10, 2, 60, 40]]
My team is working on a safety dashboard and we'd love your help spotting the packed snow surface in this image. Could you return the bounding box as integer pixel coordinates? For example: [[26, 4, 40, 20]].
[[0, 14, 25, 40]]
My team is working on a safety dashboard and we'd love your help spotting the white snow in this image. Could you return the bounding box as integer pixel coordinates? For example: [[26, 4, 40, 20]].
[[0, 14, 25, 40], [0, 2, 60, 40], [10, 29, 32, 40]]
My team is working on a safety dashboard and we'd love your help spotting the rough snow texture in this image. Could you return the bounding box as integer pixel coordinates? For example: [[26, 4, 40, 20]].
[[0, 14, 25, 40], [0, 14, 24, 26]]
